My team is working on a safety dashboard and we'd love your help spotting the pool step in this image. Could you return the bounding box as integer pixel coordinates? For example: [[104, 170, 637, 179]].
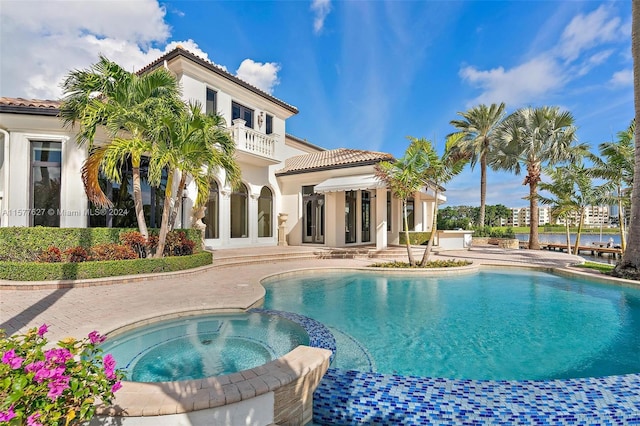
[[210, 246, 424, 267]]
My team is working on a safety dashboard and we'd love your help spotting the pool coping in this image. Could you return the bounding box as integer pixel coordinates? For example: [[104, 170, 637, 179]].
[[95, 309, 334, 419]]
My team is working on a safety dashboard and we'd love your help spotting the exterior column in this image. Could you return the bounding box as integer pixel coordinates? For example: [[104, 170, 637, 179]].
[[220, 189, 231, 246], [250, 192, 259, 244], [278, 213, 288, 246], [375, 187, 387, 250]]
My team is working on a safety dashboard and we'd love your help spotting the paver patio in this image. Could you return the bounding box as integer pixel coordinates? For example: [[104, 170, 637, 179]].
[[0, 246, 588, 343]]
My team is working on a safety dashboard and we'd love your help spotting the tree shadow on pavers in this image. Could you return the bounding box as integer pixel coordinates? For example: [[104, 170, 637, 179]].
[[0, 287, 70, 334]]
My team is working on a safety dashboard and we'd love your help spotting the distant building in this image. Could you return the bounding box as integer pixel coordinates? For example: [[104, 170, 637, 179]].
[[508, 207, 551, 227], [554, 205, 610, 227]]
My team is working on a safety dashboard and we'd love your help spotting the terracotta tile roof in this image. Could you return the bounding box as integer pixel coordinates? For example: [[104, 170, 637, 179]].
[[0, 97, 60, 115], [138, 47, 299, 115], [276, 148, 394, 175]]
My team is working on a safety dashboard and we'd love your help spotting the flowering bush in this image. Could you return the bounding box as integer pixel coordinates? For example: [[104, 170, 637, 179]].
[[0, 325, 124, 425]]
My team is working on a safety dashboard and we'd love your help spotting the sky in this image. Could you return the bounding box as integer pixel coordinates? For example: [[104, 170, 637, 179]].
[[0, 0, 633, 208]]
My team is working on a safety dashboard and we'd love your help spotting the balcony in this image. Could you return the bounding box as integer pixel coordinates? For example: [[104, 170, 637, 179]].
[[231, 119, 280, 165]]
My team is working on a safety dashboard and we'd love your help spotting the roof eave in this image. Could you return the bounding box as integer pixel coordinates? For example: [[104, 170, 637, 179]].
[[276, 159, 387, 177], [140, 48, 299, 115]]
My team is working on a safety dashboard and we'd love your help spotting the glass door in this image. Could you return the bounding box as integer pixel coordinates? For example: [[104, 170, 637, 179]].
[[302, 186, 324, 243]]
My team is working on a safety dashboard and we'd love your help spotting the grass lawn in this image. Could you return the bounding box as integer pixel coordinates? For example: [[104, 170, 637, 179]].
[[575, 261, 615, 274]]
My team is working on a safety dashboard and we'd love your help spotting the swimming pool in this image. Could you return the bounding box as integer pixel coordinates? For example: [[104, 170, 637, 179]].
[[99, 312, 310, 382], [262, 269, 640, 381]]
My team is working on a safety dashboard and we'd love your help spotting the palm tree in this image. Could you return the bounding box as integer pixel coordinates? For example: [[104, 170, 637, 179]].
[[450, 103, 506, 227], [613, 0, 640, 279], [60, 56, 182, 239], [415, 134, 467, 266], [149, 102, 241, 257], [538, 166, 577, 254], [375, 140, 429, 266], [492, 106, 586, 250], [590, 120, 635, 252]]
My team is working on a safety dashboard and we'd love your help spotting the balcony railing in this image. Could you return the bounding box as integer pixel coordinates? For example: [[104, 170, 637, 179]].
[[232, 119, 277, 160]]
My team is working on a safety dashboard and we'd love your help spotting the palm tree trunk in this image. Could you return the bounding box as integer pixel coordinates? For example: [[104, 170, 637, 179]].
[[565, 218, 572, 255], [617, 190, 626, 252], [169, 172, 187, 231], [613, 1, 640, 279], [131, 158, 148, 239], [528, 179, 540, 250], [155, 171, 175, 258], [479, 153, 487, 227], [403, 200, 415, 266], [573, 208, 585, 254], [420, 189, 439, 266]]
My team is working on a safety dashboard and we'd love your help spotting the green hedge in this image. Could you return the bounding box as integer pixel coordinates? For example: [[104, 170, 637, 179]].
[[399, 232, 432, 246], [0, 251, 213, 281], [0, 227, 202, 262]]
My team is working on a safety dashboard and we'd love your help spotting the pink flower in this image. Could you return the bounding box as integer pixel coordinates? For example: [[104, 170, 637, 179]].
[[88, 330, 106, 344], [27, 412, 43, 426], [44, 348, 73, 364], [47, 376, 70, 400], [0, 405, 16, 422], [25, 360, 45, 373], [103, 354, 117, 380], [37, 324, 48, 337], [32, 365, 65, 383], [2, 349, 24, 369], [111, 381, 123, 393]]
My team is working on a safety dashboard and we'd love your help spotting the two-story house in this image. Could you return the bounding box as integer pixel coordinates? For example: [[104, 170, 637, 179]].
[[0, 46, 445, 250]]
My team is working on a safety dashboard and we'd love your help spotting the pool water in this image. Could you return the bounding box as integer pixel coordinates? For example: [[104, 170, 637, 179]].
[[100, 312, 309, 382], [262, 270, 640, 380]]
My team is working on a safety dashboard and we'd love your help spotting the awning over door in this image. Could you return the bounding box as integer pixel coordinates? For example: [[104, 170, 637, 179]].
[[313, 174, 385, 193]]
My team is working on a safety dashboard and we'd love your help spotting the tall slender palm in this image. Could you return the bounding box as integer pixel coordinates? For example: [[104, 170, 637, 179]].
[[375, 140, 430, 266], [590, 120, 635, 252], [414, 134, 467, 266], [60, 56, 181, 238], [613, 1, 640, 279], [492, 106, 587, 250], [450, 103, 506, 227], [149, 102, 241, 257]]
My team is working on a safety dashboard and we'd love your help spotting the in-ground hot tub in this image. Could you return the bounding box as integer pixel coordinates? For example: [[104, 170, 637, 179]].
[[92, 310, 334, 426], [100, 311, 311, 382]]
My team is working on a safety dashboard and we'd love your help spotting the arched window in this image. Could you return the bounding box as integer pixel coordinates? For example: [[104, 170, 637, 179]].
[[231, 183, 248, 238], [258, 186, 273, 237], [204, 181, 219, 239]]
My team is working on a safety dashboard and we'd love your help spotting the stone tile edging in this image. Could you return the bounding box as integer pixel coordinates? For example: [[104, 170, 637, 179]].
[[95, 308, 335, 419]]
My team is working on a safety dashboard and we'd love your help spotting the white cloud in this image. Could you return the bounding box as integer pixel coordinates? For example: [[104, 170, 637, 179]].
[[311, 0, 332, 34], [610, 69, 633, 87], [460, 56, 563, 107], [0, 1, 229, 99], [235, 59, 281, 94], [0, 0, 170, 99], [558, 5, 623, 61], [459, 5, 629, 110]]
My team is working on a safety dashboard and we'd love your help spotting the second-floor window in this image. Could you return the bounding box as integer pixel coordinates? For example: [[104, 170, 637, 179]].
[[206, 88, 217, 116], [232, 102, 254, 128], [265, 114, 273, 134]]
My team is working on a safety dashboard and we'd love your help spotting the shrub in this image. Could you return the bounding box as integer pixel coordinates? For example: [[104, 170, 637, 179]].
[[370, 259, 472, 268], [63, 246, 89, 263], [119, 231, 148, 258], [37, 247, 62, 263], [90, 244, 138, 261], [0, 325, 124, 425], [0, 228, 202, 262], [472, 226, 493, 237], [0, 251, 213, 281]]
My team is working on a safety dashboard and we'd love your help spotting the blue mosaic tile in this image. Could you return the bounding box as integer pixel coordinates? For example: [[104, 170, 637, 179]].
[[247, 309, 640, 424]]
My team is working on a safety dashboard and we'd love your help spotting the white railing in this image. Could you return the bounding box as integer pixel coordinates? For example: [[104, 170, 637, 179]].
[[232, 119, 277, 159]]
